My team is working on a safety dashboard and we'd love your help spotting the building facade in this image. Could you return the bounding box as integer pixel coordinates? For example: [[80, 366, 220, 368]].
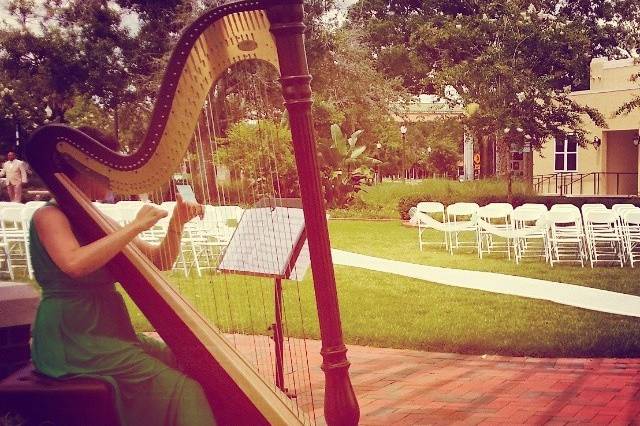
[[534, 58, 640, 195]]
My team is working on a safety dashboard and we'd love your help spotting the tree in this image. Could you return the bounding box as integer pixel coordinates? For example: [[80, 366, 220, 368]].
[[0, 0, 409, 206], [0, 0, 144, 148], [0, 5, 87, 149], [410, 118, 463, 177], [348, 0, 639, 184], [615, 65, 640, 117], [309, 25, 409, 144], [215, 119, 298, 200]]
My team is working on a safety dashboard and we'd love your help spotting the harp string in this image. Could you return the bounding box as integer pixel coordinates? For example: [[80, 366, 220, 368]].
[[122, 56, 317, 421], [240, 59, 282, 385], [258, 70, 314, 413]]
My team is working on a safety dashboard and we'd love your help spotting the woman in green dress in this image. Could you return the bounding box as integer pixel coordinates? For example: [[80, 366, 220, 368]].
[[29, 130, 216, 426]]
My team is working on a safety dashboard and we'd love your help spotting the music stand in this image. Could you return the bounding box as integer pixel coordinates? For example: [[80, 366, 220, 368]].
[[217, 198, 310, 395]]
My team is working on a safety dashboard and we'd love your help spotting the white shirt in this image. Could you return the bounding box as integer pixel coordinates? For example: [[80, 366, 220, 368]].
[[1, 159, 28, 186]]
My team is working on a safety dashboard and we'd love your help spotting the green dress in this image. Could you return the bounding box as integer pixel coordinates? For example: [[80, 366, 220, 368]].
[[29, 205, 216, 426]]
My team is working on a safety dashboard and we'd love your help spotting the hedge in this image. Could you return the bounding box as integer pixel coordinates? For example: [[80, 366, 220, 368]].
[[397, 194, 640, 220]]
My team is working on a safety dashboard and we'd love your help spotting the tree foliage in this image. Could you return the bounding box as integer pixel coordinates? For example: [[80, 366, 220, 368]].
[[310, 26, 408, 143], [215, 119, 298, 199], [410, 119, 463, 177], [348, 0, 640, 171], [317, 124, 380, 207]]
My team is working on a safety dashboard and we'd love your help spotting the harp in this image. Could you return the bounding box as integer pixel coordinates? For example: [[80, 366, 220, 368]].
[[24, 1, 359, 425]]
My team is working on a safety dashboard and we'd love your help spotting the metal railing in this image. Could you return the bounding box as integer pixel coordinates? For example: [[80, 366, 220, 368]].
[[377, 169, 456, 182], [533, 172, 639, 196]]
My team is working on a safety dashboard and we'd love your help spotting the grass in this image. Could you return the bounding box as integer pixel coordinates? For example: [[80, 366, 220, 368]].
[[329, 178, 532, 219], [122, 218, 640, 358], [124, 265, 640, 358], [328, 219, 640, 296]]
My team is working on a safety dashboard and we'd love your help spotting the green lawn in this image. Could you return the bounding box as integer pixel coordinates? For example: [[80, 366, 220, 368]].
[[124, 219, 640, 358], [329, 219, 640, 296]]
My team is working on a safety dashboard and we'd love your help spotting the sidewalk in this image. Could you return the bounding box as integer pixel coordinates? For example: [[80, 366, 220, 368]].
[[331, 249, 640, 318], [343, 343, 640, 425], [229, 335, 640, 425]]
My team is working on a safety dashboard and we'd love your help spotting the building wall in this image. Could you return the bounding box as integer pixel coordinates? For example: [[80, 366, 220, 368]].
[[534, 57, 640, 195], [605, 130, 638, 194]]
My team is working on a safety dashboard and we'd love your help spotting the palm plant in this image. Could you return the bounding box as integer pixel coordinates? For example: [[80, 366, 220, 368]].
[[317, 124, 381, 207]]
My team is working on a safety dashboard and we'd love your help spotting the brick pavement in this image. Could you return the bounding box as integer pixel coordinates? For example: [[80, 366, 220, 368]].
[[341, 345, 640, 425], [230, 335, 640, 425]]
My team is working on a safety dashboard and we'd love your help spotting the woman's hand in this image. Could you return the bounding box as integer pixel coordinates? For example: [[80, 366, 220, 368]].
[[173, 193, 204, 225], [132, 205, 168, 232]]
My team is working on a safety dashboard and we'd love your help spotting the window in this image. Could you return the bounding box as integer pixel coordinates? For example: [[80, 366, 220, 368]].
[[554, 136, 577, 172]]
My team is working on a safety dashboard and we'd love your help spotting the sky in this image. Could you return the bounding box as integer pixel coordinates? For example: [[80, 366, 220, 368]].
[[0, 0, 361, 32]]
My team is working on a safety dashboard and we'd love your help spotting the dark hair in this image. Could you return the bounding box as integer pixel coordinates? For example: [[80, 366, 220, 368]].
[[60, 126, 119, 178]]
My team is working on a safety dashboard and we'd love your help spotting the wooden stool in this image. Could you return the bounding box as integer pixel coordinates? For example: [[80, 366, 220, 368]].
[[0, 363, 120, 426], [0, 282, 39, 380]]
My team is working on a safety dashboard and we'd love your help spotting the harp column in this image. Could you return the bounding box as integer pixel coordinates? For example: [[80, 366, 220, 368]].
[[268, 3, 360, 426]]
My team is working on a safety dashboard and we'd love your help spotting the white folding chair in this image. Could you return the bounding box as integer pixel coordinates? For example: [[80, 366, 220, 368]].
[[512, 207, 548, 264], [583, 210, 624, 268], [612, 203, 636, 217], [172, 217, 213, 277], [0, 202, 24, 209], [551, 203, 581, 213], [202, 205, 243, 244], [551, 203, 585, 240], [93, 202, 123, 225], [20, 204, 42, 279], [172, 204, 243, 277], [485, 202, 514, 214], [547, 209, 586, 267], [116, 201, 144, 225], [623, 210, 640, 267], [0, 205, 29, 278], [410, 202, 447, 251], [24, 200, 47, 209], [0, 204, 16, 279], [611, 204, 637, 260], [520, 203, 548, 212], [445, 202, 479, 254], [580, 203, 607, 220], [476, 205, 513, 259]]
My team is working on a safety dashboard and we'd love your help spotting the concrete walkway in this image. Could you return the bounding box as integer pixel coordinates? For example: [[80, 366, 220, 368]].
[[331, 249, 640, 318]]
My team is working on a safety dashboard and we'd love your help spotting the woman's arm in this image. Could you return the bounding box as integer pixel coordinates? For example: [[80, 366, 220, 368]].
[[34, 204, 167, 278], [133, 195, 204, 270]]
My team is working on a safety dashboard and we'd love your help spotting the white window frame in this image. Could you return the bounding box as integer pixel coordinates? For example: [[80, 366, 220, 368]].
[[554, 136, 578, 172]]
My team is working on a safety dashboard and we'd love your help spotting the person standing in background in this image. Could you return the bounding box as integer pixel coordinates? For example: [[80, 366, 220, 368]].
[[0, 151, 28, 202]]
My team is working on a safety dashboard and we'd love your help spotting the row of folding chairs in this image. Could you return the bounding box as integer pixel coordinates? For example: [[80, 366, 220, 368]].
[[0, 200, 244, 279], [93, 201, 244, 277], [410, 201, 640, 268], [0, 201, 48, 279]]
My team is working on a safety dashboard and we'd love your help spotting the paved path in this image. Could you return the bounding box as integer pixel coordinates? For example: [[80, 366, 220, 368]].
[[332, 249, 640, 318], [340, 342, 640, 425], [229, 335, 640, 425]]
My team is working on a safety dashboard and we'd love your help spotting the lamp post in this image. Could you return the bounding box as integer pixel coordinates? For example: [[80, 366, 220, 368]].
[[400, 125, 407, 181], [375, 142, 382, 183]]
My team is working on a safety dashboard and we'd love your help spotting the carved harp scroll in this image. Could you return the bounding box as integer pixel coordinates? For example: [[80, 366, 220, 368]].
[[25, 1, 359, 425]]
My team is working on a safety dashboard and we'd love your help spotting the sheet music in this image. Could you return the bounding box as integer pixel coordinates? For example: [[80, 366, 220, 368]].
[[218, 207, 311, 281]]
